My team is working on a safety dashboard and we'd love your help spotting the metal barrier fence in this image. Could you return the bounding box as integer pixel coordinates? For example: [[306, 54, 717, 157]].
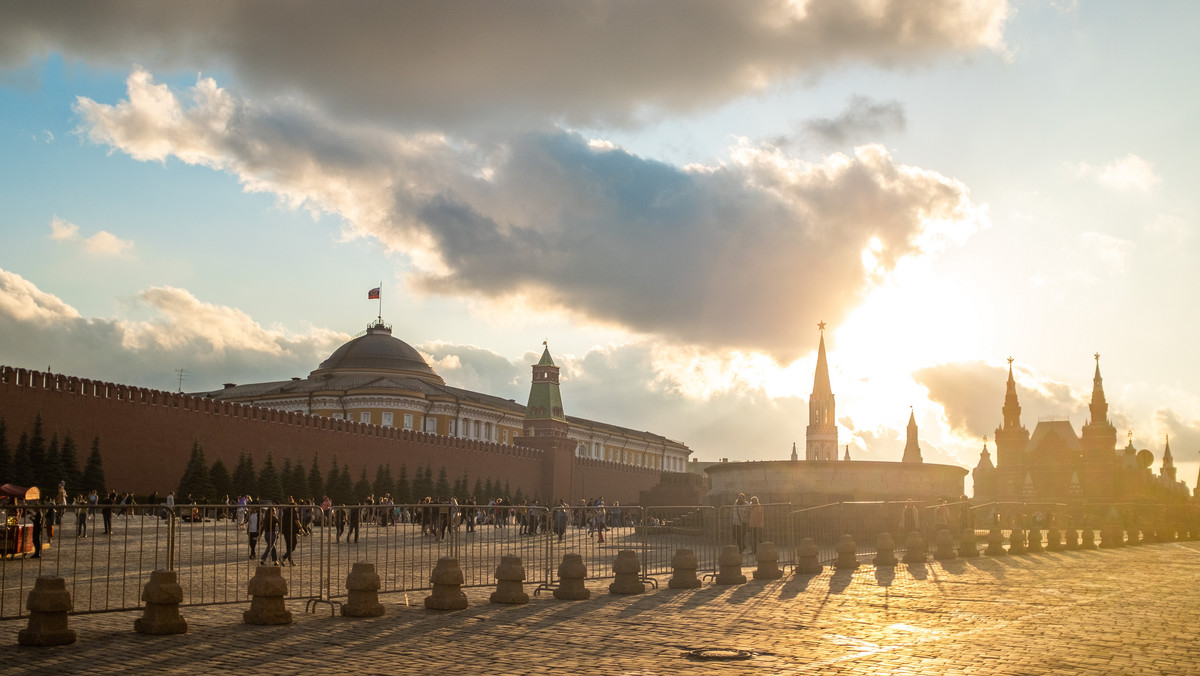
[[5, 500, 1199, 619]]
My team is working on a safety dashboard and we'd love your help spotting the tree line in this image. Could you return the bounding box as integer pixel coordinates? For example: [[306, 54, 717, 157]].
[[175, 441, 527, 505], [0, 415, 107, 497]]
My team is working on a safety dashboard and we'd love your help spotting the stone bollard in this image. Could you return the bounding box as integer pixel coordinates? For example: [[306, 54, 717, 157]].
[[959, 528, 980, 558], [1099, 522, 1122, 549], [753, 542, 783, 580], [243, 565, 292, 625], [1045, 527, 1063, 552], [1080, 527, 1097, 550], [669, 548, 702, 589], [834, 535, 860, 569], [985, 526, 1008, 556], [874, 532, 898, 566], [1026, 528, 1045, 553], [609, 550, 646, 594], [1007, 528, 1027, 555], [342, 562, 385, 617], [794, 538, 823, 575], [1064, 529, 1080, 550], [135, 570, 188, 635], [933, 529, 957, 560], [715, 544, 747, 585], [425, 558, 469, 610], [554, 553, 591, 600], [490, 555, 529, 604], [902, 531, 927, 564], [18, 577, 76, 646]]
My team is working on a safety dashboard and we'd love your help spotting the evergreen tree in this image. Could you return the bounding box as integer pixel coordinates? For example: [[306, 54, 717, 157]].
[[452, 474, 467, 501], [289, 458, 311, 501], [513, 486, 525, 504], [27, 414, 46, 489], [258, 454, 285, 503], [354, 468, 372, 502], [0, 419, 8, 480], [307, 453, 324, 500], [280, 458, 294, 498], [43, 433, 65, 494], [325, 463, 342, 502], [503, 480, 511, 499], [394, 464, 411, 505], [472, 478, 484, 502], [209, 458, 233, 502], [483, 478, 496, 500], [334, 463, 354, 504], [59, 433, 82, 494], [424, 466, 435, 497], [82, 436, 106, 494], [232, 452, 257, 498], [11, 432, 31, 487], [177, 441, 214, 502], [412, 464, 432, 500], [373, 464, 394, 499]]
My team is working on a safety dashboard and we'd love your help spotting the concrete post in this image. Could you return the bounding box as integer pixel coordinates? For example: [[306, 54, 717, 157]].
[[902, 531, 927, 563], [553, 553, 590, 600], [1080, 526, 1097, 550], [714, 544, 747, 585], [425, 558, 469, 610], [243, 565, 292, 625], [933, 529, 957, 560], [134, 570, 188, 635], [668, 548, 702, 589], [753, 542, 783, 580], [342, 562, 385, 617], [1045, 527, 1063, 552], [1007, 528, 1027, 555], [18, 577, 76, 646], [1026, 527, 1044, 553], [985, 526, 1008, 556], [795, 538, 823, 574], [490, 555, 529, 604], [873, 532, 898, 566], [834, 534, 860, 569], [959, 528, 980, 558], [609, 550, 646, 594]]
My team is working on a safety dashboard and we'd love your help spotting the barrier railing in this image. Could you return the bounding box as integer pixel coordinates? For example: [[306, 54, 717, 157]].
[[4, 500, 1199, 619]]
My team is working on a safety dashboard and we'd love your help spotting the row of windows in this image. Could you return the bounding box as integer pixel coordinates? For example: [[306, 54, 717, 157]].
[[344, 410, 514, 444], [574, 443, 687, 471]]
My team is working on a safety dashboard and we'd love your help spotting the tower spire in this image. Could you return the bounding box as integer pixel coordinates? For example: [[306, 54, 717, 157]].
[[902, 407, 923, 463], [1089, 352, 1108, 425], [1002, 357, 1021, 431], [805, 322, 837, 461]]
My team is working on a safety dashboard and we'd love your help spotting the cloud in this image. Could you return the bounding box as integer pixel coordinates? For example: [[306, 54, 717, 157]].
[[1080, 232, 1134, 275], [47, 216, 134, 257], [0, 267, 345, 389], [1074, 154, 1160, 193], [913, 360, 1084, 438], [75, 70, 987, 360], [2, 1, 1010, 130], [803, 95, 907, 147]]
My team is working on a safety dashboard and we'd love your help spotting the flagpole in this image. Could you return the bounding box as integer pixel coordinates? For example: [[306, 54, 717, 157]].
[[377, 280, 382, 322]]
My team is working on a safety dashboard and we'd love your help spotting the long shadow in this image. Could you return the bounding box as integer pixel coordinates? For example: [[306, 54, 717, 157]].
[[874, 565, 895, 588], [904, 562, 928, 581], [777, 570, 818, 600], [828, 568, 855, 594]]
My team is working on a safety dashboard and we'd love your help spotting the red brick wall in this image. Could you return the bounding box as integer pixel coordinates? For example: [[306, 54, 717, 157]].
[[0, 366, 663, 504]]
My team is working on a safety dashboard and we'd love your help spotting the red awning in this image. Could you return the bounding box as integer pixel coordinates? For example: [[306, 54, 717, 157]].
[[0, 484, 39, 500]]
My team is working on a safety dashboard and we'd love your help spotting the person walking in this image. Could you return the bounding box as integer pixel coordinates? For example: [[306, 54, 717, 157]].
[[102, 490, 116, 534], [747, 496, 765, 555], [280, 500, 305, 566], [731, 493, 747, 553], [259, 507, 280, 566], [246, 505, 261, 559], [74, 494, 88, 538], [347, 502, 360, 544], [29, 501, 43, 559]]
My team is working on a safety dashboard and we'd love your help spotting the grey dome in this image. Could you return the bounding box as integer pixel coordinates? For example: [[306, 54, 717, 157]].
[[310, 321, 443, 384]]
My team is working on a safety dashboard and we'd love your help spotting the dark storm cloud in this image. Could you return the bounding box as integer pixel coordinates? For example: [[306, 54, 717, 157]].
[[0, 1, 1008, 130], [804, 95, 907, 147]]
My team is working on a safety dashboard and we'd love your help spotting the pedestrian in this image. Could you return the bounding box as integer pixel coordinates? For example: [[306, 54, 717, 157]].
[[102, 490, 116, 534], [259, 507, 280, 565], [553, 499, 569, 542], [347, 502, 360, 543], [246, 504, 261, 559], [29, 500, 43, 559], [901, 498, 920, 534], [747, 496, 765, 555], [74, 494, 88, 537], [731, 493, 747, 553], [334, 505, 347, 541], [280, 499, 304, 566]]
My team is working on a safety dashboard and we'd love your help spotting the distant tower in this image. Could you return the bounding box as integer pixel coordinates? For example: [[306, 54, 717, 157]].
[[994, 357, 1030, 499], [902, 408, 923, 463], [843, 445, 851, 461], [1161, 435, 1177, 483], [972, 437, 996, 500], [523, 342, 567, 437], [1080, 353, 1118, 500], [790, 442, 798, 462], [805, 322, 838, 461]]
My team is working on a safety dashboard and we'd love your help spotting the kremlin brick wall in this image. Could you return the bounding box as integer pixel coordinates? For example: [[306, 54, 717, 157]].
[[0, 366, 663, 503]]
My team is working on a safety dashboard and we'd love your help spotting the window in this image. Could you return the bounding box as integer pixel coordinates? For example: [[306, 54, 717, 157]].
[[403, 413, 413, 430], [425, 417, 437, 433], [360, 411, 371, 424], [381, 412, 393, 427]]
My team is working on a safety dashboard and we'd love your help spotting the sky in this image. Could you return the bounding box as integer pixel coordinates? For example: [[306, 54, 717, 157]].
[[1, 1, 1198, 494]]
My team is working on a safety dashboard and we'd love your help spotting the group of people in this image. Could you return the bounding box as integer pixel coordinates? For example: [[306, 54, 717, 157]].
[[241, 498, 311, 566], [729, 493, 766, 555]]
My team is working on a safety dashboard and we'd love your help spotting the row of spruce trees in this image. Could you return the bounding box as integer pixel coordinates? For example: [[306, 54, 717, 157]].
[[0, 416, 107, 498], [175, 441, 527, 506]]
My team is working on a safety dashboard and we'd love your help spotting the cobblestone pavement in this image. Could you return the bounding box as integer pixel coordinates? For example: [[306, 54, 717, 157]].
[[4, 541, 1199, 675]]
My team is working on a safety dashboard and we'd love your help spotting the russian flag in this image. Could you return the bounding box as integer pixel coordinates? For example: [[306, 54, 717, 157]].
[[367, 287, 381, 300]]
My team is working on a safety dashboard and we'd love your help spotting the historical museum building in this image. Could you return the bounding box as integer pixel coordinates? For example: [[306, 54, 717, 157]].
[[972, 356, 1191, 504]]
